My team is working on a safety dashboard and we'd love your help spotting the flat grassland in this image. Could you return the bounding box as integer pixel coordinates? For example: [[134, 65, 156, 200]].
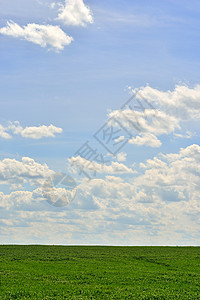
[[0, 246, 199, 299]]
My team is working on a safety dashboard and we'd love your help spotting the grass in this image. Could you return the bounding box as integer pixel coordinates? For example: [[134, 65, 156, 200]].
[[0, 245, 200, 299]]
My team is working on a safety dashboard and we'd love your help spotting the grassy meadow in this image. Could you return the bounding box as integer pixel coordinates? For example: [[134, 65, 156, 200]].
[[0, 245, 199, 299]]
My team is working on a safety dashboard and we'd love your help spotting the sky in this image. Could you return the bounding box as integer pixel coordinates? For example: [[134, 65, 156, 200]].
[[0, 0, 200, 245]]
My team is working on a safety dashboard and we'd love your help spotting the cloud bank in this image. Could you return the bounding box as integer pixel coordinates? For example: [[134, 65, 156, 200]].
[[1, 144, 199, 245]]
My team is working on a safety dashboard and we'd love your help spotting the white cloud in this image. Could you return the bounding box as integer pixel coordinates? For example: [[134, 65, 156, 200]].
[[74, 176, 136, 210], [108, 84, 200, 148], [0, 157, 54, 187], [50, 2, 56, 9], [109, 107, 180, 136], [34, 186, 76, 207], [0, 125, 12, 139], [116, 152, 127, 162], [20, 124, 63, 139], [71, 144, 200, 211], [135, 84, 200, 121], [57, 0, 93, 26], [69, 155, 134, 175], [0, 21, 73, 51], [173, 131, 194, 139], [136, 144, 200, 203], [8, 121, 23, 135], [114, 136, 125, 144], [0, 191, 33, 210], [129, 133, 162, 148], [1, 144, 200, 245], [3, 121, 63, 139]]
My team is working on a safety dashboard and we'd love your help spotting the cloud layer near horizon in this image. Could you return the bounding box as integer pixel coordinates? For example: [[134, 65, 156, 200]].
[[0, 144, 199, 245]]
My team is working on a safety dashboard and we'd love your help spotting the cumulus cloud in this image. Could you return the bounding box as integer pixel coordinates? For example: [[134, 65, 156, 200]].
[[69, 144, 200, 242], [135, 84, 200, 121], [0, 157, 54, 188], [129, 133, 162, 148], [1, 144, 200, 244], [69, 155, 134, 175], [0, 21, 73, 51], [34, 185, 76, 207], [20, 124, 63, 139], [109, 106, 180, 136], [57, 0, 93, 26], [0, 191, 33, 210], [71, 144, 200, 211], [0, 121, 63, 139], [74, 176, 136, 210], [2, 143, 200, 211], [108, 84, 200, 148], [136, 144, 200, 203]]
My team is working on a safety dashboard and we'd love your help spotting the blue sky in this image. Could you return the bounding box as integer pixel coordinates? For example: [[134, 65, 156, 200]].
[[0, 0, 200, 245]]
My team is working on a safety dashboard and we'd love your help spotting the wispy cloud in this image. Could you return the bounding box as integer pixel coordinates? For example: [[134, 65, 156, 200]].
[[94, 8, 157, 27], [173, 131, 194, 139]]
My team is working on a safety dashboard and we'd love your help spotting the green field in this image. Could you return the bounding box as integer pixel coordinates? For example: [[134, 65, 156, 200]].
[[0, 246, 199, 299]]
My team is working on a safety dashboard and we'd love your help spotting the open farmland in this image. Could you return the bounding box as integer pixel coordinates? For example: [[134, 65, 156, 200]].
[[0, 246, 199, 299]]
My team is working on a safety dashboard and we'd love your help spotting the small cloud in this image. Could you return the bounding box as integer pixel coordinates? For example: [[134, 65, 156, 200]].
[[116, 152, 127, 162], [0, 124, 12, 139], [174, 131, 194, 139], [0, 21, 73, 51], [129, 133, 162, 148], [0, 121, 63, 140], [50, 2, 56, 9], [114, 136, 125, 144], [9, 122, 63, 139], [35, 0, 43, 5], [57, 0, 93, 26]]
